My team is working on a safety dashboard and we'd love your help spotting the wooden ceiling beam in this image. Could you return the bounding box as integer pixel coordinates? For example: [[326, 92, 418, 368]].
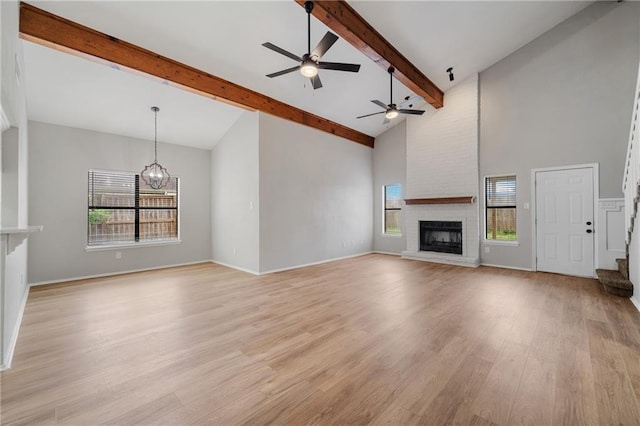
[[296, 0, 444, 109], [19, 2, 374, 148]]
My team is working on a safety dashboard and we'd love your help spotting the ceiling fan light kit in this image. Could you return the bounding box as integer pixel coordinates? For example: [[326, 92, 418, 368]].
[[262, 1, 360, 89]]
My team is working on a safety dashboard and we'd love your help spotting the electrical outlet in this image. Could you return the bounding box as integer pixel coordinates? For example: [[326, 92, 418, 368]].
[[115, 251, 122, 259], [342, 241, 346, 248], [484, 246, 490, 253], [233, 248, 237, 255]]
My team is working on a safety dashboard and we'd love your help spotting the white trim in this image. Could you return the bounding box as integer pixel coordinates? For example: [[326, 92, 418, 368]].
[[482, 240, 519, 247], [480, 263, 533, 272], [631, 295, 640, 313], [373, 251, 402, 256], [530, 163, 599, 277], [85, 239, 181, 252], [259, 252, 373, 275], [0, 285, 29, 371], [0, 106, 10, 132], [380, 234, 403, 238], [210, 260, 259, 276], [29, 260, 211, 286]]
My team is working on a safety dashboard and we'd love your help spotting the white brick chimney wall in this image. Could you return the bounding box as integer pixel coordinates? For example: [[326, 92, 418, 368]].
[[402, 74, 480, 266]]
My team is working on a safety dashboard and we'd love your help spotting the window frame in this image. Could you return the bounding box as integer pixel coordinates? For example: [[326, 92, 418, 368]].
[[484, 174, 518, 245], [383, 184, 403, 237], [86, 169, 181, 251]]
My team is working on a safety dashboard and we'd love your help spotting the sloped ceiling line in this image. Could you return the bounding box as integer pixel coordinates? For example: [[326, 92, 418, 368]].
[[18, 2, 375, 148], [298, 0, 444, 109]]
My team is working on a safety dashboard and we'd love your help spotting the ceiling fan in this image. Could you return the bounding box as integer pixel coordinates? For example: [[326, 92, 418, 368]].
[[357, 67, 426, 124], [262, 1, 361, 89]]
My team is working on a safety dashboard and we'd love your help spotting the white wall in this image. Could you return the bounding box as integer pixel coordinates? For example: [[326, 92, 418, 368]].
[[211, 111, 260, 273], [403, 74, 480, 265], [2, 127, 18, 226], [258, 112, 373, 273], [1, 0, 30, 369], [630, 222, 639, 311], [28, 121, 212, 284], [373, 121, 406, 255], [406, 74, 479, 200], [480, 2, 640, 269]]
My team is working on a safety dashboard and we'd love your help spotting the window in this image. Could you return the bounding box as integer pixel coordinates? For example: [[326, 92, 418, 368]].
[[88, 170, 179, 246], [384, 184, 402, 235], [485, 175, 516, 241]]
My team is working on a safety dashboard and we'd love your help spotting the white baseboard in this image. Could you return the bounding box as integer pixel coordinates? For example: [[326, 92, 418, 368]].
[[210, 260, 259, 276], [373, 251, 402, 256], [259, 251, 373, 275], [0, 285, 29, 371], [480, 263, 534, 272], [631, 295, 640, 313], [29, 260, 213, 287]]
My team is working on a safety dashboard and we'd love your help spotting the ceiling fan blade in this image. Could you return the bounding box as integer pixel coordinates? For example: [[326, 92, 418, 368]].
[[356, 111, 385, 119], [398, 109, 426, 115], [311, 32, 339, 59], [383, 117, 390, 125], [262, 42, 302, 62], [310, 74, 323, 90], [399, 95, 424, 108], [318, 62, 361, 73], [371, 100, 388, 109], [266, 66, 301, 78]]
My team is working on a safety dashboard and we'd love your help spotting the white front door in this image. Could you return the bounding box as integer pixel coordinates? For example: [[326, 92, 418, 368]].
[[535, 167, 595, 277]]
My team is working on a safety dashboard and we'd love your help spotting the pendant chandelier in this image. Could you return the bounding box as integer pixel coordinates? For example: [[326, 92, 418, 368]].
[[141, 106, 170, 190]]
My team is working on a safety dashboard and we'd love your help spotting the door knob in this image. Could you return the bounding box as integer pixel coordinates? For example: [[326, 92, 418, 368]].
[[586, 229, 593, 233], [586, 221, 592, 225]]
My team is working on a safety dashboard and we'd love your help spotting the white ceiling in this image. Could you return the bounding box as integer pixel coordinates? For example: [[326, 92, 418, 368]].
[[24, 1, 592, 149]]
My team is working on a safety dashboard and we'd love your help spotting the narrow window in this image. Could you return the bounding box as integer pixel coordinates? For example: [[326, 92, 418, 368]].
[[384, 184, 402, 235], [88, 170, 179, 246], [485, 175, 517, 241]]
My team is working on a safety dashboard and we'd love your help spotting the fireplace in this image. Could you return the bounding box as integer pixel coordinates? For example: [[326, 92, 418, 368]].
[[420, 221, 463, 255]]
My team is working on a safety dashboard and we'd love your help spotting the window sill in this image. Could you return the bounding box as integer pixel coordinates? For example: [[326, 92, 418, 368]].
[[85, 239, 181, 252], [382, 233, 403, 238], [483, 240, 519, 247]]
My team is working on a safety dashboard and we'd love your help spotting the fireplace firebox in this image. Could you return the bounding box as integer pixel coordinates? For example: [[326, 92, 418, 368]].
[[419, 221, 463, 255]]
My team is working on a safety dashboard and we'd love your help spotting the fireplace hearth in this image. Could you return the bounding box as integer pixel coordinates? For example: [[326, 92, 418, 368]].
[[420, 221, 463, 255]]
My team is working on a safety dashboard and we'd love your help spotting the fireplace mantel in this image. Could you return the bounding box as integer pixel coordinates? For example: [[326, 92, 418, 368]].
[[404, 196, 476, 205]]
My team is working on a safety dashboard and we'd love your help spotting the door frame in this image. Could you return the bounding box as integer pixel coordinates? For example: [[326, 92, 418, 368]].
[[530, 163, 599, 277]]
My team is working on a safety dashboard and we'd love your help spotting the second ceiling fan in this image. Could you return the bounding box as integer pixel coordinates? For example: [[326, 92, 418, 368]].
[[262, 1, 361, 89], [357, 67, 425, 124]]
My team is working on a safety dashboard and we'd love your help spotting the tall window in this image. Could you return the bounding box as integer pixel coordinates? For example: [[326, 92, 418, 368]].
[[384, 184, 402, 235], [485, 175, 516, 241], [88, 170, 179, 246]]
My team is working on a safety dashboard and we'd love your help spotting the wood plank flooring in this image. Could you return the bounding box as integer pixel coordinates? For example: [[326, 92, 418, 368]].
[[2, 254, 640, 425]]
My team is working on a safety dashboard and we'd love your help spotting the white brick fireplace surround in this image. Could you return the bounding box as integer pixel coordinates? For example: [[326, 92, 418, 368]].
[[401, 74, 480, 266], [403, 204, 480, 266]]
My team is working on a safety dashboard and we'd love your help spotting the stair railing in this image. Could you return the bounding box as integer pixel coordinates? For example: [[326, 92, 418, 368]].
[[623, 61, 640, 246]]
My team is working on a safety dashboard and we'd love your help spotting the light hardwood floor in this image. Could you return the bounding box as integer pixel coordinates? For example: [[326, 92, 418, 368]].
[[2, 254, 640, 425]]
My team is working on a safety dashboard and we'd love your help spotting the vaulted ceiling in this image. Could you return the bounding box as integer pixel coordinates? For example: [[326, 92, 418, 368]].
[[23, 1, 592, 149]]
